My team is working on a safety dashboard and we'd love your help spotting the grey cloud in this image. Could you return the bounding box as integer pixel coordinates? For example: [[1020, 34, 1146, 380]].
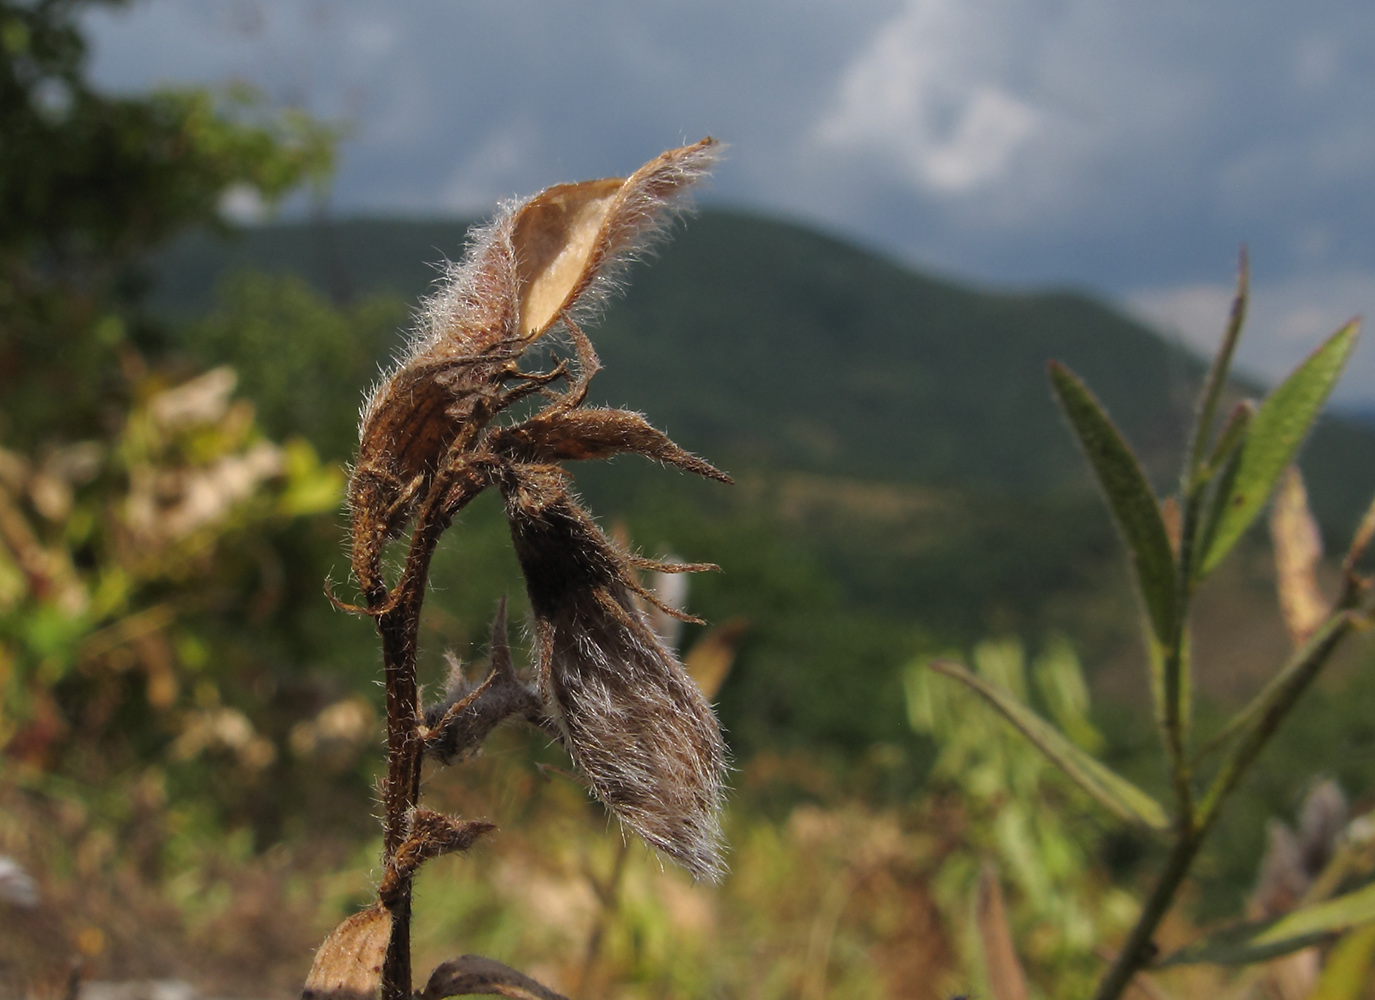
[[83, 0, 1375, 404]]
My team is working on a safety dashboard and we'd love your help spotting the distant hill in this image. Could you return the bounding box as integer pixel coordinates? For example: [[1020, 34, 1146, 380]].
[[149, 211, 1375, 537], [140, 212, 1375, 891]]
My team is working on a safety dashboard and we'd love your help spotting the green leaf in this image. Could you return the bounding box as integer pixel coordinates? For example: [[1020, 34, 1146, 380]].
[[1199, 321, 1359, 577], [1196, 612, 1355, 824], [1186, 249, 1249, 481], [1310, 924, 1375, 1000], [929, 659, 1170, 831], [1202, 401, 1254, 483], [1049, 363, 1178, 647], [1160, 880, 1375, 967]]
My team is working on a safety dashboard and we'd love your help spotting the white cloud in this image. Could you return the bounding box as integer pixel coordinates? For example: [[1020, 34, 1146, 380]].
[[811, 0, 1043, 195]]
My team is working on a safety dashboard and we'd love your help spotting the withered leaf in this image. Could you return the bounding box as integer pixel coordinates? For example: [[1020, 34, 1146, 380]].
[[421, 955, 569, 1000], [1271, 466, 1329, 647], [513, 139, 719, 338], [493, 408, 730, 483], [684, 616, 749, 701], [380, 810, 496, 903], [301, 903, 390, 1000]]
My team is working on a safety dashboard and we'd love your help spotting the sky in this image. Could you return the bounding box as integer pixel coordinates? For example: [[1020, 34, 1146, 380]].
[[83, 0, 1375, 408]]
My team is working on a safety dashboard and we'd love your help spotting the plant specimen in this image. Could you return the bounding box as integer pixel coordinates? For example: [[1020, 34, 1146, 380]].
[[925, 255, 1375, 1000], [303, 139, 731, 1000]]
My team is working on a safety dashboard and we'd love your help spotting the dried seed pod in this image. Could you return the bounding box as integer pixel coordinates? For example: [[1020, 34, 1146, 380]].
[[502, 464, 727, 882], [348, 139, 721, 590], [302, 903, 390, 1000]]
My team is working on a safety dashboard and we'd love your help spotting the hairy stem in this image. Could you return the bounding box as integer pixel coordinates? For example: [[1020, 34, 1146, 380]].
[[376, 590, 423, 1000], [371, 455, 489, 1000]]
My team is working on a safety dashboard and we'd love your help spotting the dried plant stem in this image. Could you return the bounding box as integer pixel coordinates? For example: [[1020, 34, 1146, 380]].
[[320, 141, 727, 1000], [368, 454, 489, 1000], [375, 590, 422, 1000]]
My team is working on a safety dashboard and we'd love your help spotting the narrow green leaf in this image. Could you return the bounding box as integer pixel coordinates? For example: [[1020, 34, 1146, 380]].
[[1159, 881, 1375, 967], [1048, 363, 1178, 646], [1202, 401, 1253, 483], [1199, 321, 1360, 577], [929, 659, 1169, 831], [1309, 923, 1375, 1000], [1196, 612, 1354, 820], [1195, 416, 1247, 573], [1186, 249, 1249, 481], [1341, 491, 1375, 580]]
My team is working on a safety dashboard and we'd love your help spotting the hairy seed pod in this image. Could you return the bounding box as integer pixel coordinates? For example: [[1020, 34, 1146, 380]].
[[347, 138, 721, 591], [503, 464, 727, 882]]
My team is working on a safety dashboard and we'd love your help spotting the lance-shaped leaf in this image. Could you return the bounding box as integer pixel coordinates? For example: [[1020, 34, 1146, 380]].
[[421, 955, 570, 1000], [1199, 321, 1359, 577], [302, 903, 390, 1000], [1049, 363, 1177, 646], [929, 659, 1169, 830], [1186, 249, 1250, 480], [1197, 612, 1354, 816], [1203, 400, 1254, 481], [1341, 493, 1375, 582], [1309, 923, 1375, 1000], [1160, 881, 1375, 967]]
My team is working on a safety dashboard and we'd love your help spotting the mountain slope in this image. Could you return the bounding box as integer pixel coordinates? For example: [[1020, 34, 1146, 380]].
[[149, 211, 1375, 534]]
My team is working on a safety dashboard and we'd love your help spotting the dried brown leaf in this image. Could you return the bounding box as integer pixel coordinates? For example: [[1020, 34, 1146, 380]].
[[421, 955, 569, 1000], [301, 903, 390, 1000], [977, 862, 1030, 1000], [513, 138, 720, 338], [1160, 496, 1182, 557], [494, 408, 730, 483], [380, 810, 496, 903], [1271, 466, 1329, 646]]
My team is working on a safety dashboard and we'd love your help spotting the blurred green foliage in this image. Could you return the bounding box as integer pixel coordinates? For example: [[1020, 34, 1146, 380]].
[[0, 0, 366, 858], [907, 637, 1138, 997]]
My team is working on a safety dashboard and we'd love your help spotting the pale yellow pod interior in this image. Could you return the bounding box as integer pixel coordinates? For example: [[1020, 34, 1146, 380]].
[[513, 177, 624, 338]]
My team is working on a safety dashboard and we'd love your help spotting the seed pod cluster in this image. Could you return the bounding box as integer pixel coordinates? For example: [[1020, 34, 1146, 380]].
[[346, 139, 731, 881]]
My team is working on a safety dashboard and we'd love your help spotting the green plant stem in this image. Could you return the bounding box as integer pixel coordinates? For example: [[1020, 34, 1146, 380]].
[[1093, 609, 1359, 1000], [1091, 830, 1204, 1000], [576, 838, 631, 998]]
